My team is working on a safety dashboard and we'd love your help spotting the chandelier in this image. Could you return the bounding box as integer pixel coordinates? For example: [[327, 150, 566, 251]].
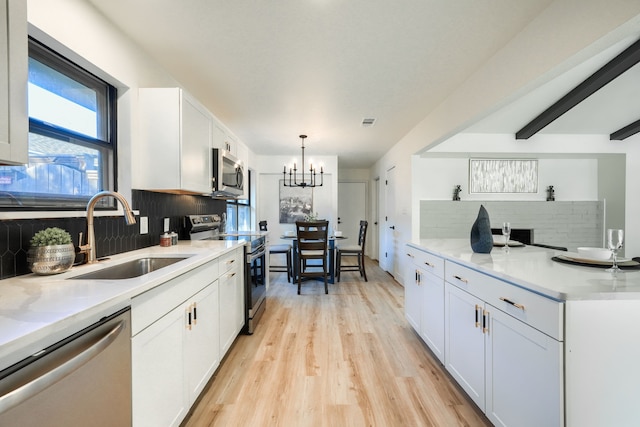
[[282, 134, 324, 187]]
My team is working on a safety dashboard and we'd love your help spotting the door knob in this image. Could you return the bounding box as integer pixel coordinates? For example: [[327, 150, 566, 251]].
[[389, 225, 395, 230]]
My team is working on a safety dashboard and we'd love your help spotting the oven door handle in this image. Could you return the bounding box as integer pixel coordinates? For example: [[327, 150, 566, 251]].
[[247, 247, 266, 263]]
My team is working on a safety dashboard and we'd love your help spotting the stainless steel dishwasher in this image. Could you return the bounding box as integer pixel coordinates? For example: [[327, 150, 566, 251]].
[[0, 307, 132, 426]]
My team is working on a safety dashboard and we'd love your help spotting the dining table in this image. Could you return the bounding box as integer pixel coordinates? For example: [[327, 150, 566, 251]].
[[280, 235, 347, 284]]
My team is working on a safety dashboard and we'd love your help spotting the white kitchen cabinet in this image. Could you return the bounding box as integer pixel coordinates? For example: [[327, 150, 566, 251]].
[[444, 283, 486, 409], [185, 282, 220, 404], [132, 300, 188, 427], [131, 259, 221, 427], [404, 247, 445, 363], [136, 88, 212, 193], [444, 260, 563, 427], [219, 247, 244, 355], [0, 0, 28, 165]]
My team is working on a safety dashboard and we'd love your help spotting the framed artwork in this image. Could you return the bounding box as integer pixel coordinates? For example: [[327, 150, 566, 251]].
[[470, 159, 538, 193], [279, 180, 313, 223]]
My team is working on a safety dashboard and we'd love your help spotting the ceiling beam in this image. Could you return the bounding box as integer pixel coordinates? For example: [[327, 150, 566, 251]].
[[516, 38, 640, 140], [610, 118, 640, 140]]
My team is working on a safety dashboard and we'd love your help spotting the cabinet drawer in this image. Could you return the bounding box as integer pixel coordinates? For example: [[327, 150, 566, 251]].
[[132, 259, 219, 336], [445, 260, 563, 340], [406, 246, 444, 278], [219, 248, 241, 273]]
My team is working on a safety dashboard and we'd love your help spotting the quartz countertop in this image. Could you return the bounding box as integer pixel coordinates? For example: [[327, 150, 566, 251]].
[[0, 240, 245, 372], [410, 238, 640, 301]]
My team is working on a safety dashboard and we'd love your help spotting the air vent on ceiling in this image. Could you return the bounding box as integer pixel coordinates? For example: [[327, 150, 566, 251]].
[[361, 118, 376, 127]]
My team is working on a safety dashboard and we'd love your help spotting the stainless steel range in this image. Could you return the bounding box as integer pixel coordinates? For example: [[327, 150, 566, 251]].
[[184, 214, 266, 334]]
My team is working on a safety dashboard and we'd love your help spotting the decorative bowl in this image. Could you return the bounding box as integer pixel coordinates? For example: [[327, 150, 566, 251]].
[[577, 247, 611, 261], [28, 244, 75, 275]]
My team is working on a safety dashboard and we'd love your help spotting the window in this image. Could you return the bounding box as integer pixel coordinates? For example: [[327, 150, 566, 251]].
[[0, 38, 116, 209], [226, 171, 251, 231]]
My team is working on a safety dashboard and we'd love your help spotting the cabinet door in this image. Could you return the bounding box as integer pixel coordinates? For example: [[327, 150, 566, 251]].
[[185, 281, 220, 403], [219, 263, 241, 355], [420, 268, 445, 364], [404, 263, 421, 331], [0, 0, 27, 165], [445, 283, 486, 411], [132, 306, 187, 427], [181, 93, 211, 193], [486, 307, 563, 427]]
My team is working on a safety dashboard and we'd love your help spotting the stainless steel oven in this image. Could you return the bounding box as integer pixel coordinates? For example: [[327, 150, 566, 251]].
[[185, 214, 266, 334]]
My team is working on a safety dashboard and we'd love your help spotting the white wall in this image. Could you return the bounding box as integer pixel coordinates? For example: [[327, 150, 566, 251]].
[[414, 157, 599, 202], [255, 154, 338, 244]]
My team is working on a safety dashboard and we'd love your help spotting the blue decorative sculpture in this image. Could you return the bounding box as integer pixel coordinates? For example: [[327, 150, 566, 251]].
[[470, 205, 493, 253]]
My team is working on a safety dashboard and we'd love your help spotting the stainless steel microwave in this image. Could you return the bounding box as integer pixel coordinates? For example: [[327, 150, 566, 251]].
[[212, 148, 244, 198]]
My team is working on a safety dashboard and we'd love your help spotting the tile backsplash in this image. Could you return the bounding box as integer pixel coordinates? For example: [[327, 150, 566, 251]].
[[0, 190, 225, 280], [420, 200, 605, 252]]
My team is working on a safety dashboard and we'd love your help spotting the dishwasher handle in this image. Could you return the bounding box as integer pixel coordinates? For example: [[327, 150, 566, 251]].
[[0, 320, 125, 414]]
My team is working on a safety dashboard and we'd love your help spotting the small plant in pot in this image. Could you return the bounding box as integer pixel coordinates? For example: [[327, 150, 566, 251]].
[[28, 227, 75, 275]]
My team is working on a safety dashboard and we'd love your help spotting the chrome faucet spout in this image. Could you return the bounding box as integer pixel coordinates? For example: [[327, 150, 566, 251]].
[[82, 191, 136, 264]]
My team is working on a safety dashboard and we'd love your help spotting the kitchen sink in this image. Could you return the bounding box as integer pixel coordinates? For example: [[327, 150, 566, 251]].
[[70, 257, 190, 280]]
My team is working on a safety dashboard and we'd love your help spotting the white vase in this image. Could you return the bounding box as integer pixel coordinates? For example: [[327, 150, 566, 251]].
[[28, 244, 75, 275]]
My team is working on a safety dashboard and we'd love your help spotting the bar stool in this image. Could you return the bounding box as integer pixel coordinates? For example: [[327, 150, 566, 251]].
[[259, 220, 292, 282]]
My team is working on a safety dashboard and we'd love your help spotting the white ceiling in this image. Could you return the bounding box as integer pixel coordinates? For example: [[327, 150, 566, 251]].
[[466, 35, 640, 137], [86, 0, 634, 168]]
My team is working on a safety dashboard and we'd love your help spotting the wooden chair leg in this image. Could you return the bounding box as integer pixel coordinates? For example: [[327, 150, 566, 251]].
[[361, 253, 367, 281]]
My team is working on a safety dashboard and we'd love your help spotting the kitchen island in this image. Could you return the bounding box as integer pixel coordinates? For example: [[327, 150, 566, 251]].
[[407, 239, 640, 427]]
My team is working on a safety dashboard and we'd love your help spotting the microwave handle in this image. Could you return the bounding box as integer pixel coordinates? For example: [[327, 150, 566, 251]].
[[236, 167, 244, 189]]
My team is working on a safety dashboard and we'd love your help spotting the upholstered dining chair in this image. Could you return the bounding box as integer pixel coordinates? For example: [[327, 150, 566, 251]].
[[260, 220, 292, 282], [336, 220, 368, 282], [295, 220, 329, 294]]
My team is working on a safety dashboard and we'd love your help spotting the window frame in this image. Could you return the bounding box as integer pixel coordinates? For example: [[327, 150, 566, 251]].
[[0, 37, 118, 210]]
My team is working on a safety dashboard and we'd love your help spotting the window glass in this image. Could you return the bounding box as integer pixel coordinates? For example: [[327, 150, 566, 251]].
[[0, 38, 115, 209]]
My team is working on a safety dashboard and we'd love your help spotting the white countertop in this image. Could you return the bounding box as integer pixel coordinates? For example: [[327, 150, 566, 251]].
[[409, 238, 640, 301], [0, 240, 245, 371]]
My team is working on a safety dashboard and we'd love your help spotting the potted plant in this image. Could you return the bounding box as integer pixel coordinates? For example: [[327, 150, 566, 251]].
[[27, 227, 75, 275]]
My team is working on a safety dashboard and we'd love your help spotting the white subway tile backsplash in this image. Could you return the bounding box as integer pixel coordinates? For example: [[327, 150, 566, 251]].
[[420, 201, 604, 252]]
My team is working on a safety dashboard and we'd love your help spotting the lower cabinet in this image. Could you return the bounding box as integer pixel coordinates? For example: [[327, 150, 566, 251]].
[[131, 248, 245, 427], [404, 247, 445, 363], [219, 248, 244, 356], [406, 244, 564, 427], [132, 281, 219, 427], [444, 261, 563, 427]]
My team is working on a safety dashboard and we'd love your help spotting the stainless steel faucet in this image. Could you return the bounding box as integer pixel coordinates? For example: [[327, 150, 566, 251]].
[[79, 191, 136, 264]]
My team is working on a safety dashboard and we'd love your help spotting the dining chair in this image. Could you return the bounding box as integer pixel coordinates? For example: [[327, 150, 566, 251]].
[[295, 220, 329, 294], [336, 220, 368, 282], [260, 220, 292, 282]]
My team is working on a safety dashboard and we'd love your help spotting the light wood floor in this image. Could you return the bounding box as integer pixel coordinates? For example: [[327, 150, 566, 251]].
[[183, 258, 491, 427]]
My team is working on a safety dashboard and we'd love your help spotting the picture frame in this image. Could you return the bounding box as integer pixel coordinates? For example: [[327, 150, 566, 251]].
[[279, 180, 313, 223], [469, 159, 538, 193]]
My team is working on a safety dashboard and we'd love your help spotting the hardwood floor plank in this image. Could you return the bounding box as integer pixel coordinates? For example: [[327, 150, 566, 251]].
[[183, 258, 491, 427]]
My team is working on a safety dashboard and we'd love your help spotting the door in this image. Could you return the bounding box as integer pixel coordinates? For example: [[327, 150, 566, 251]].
[[445, 283, 486, 411], [338, 181, 367, 245], [486, 307, 562, 427], [381, 166, 396, 274]]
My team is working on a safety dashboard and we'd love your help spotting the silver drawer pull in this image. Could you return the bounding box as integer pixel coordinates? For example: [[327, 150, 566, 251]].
[[499, 297, 526, 311], [406, 253, 415, 258], [453, 275, 468, 283], [424, 261, 435, 268]]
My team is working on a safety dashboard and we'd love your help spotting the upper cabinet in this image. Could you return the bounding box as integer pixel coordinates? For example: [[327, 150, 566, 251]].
[[0, 0, 28, 165], [136, 88, 212, 194]]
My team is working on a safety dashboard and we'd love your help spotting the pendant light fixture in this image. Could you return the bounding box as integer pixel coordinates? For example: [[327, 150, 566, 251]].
[[282, 134, 324, 187]]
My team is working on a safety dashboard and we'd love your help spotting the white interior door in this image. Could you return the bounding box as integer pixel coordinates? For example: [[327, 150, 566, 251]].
[[338, 181, 367, 245], [381, 166, 396, 274]]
